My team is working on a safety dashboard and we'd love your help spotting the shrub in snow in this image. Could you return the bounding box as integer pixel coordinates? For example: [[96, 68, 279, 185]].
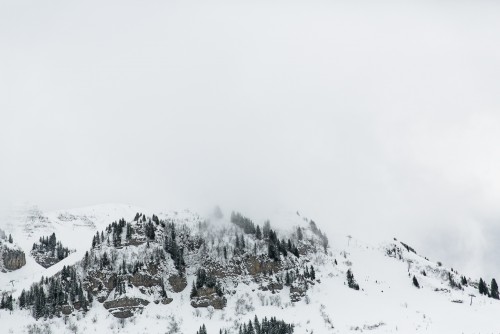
[[67, 320, 78, 334], [207, 305, 215, 319], [320, 304, 334, 329], [257, 292, 266, 306], [235, 293, 255, 315], [26, 324, 52, 334], [269, 295, 282, 307], [166, 315, 181, 334]]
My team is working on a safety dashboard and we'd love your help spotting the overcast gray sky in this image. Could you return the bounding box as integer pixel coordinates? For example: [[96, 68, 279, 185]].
[[1, 0, 500, 279]]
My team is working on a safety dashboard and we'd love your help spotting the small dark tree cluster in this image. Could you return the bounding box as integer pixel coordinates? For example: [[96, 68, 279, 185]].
[[191, 268, 223, 298], [230, 212, 257, 235], [32, 233, 71, 262], [297, 227, 303, 241], [99, 251, 111, 270], [19, 266, 91, 319], [309, 220, 329, 252], [0, 294, 13, 311], [163, 223, 185, 273], [115, 278, 127, 295], [285, 267, 312, 285], [145, 221, 156, 240], [238, 316, 294, 334], [267, 229, 299, 261], [448, 272, 461, 289], [400, 241, 416, 254], [304, 265, 315, 280], [234, 233, 246, 254], [91, 231, 105, 248], [255, 225, 262, 240], [478, 278, 489, 296], [98, 220, 133, 246], [196, 324, 207, 334], [347, 269, 359, 290], [263, 220, 271, 239], [126, 223, 133, 240]]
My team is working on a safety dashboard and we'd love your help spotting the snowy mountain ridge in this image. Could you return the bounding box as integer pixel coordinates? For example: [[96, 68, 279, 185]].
[[0, 204, 499, 333]]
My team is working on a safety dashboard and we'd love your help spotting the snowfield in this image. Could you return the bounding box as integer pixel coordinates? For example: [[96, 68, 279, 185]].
[[0, 204, 499, 333]]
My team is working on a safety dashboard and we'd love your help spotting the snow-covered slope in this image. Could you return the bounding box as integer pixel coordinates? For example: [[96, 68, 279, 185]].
[[0, 204, 143, 295], [0, 204, 499, 333]]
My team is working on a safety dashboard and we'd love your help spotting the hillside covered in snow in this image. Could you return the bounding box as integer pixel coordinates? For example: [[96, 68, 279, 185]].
[[0, 204, 500, 333]]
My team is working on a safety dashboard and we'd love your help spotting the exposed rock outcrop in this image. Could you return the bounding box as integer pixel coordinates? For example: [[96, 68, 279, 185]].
[[1, 247, 26, 271], [168, 274, 187, 292], [130, 272, 162, 288], [103, 297, 150, 318], [191, 287, 227, 309]]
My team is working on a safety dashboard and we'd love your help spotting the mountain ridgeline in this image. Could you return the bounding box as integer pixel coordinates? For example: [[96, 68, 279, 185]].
[[3, 206, 500, 333]]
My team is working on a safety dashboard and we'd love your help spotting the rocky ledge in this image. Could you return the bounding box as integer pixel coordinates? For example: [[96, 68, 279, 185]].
[[1, 246, 26, 271]]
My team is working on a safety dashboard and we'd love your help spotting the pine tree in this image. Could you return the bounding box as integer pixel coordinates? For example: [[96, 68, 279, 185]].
[[126, 223, 132, 239], [285, 271, 291, 286], [256, 225, 262, 240], [160, 279, 167, 298], [479, 278, 489, 296], [412, 275, 420, 288], [491, 278, 499, 299], [448, 272, 457, 289], [268, 243, 278, 261], [190, 283, 198, 298], [297, 227, 303, 241], [263, 220, 271, 239], [197, 324, 207, 334], [87, 291, 93, 303], [347, 269, 359, 290], [19, 290, 26, 309]]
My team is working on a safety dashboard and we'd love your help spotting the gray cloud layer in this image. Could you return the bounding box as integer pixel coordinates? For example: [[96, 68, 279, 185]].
[[1, 0, 500, 278]]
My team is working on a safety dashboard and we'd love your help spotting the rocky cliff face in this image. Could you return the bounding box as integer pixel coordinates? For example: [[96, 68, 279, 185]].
[[1, 247, 26, 271], [19, 211, 324, 321]]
